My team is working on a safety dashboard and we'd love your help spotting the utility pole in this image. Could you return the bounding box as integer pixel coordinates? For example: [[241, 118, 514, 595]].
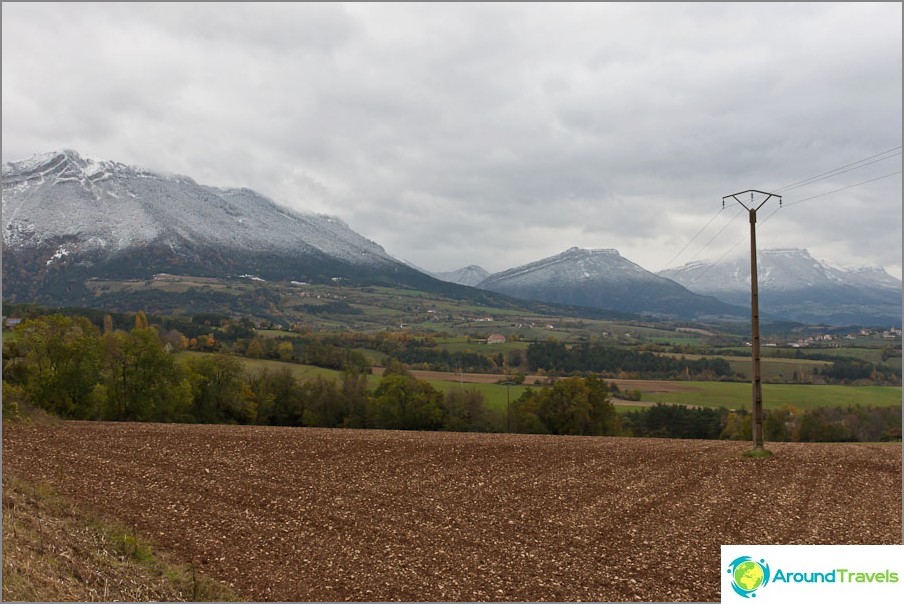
[[722, 189, 781, 452]]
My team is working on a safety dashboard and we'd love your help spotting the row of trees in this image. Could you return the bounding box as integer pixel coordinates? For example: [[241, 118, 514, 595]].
[[623, 403, 902, 442], [526, 340, 736, 379]]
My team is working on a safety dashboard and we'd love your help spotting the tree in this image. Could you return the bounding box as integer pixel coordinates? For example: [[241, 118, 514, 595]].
[[511, 388, 549, 434], [368, 373, 443, 430], [341, 370, 370, 428], [186, 354, 252, 424], [383, 358, 411, 378], [252, 366, 304, 426], [442, 388, 495, 432], [17, 314, 102, 418], [277, 341, 294, 362], [245, 368, 277, 425], [720, 411, 752, 441], [100, 326, 191, 422], [246, 338, 265, 359], [301, 376, 344, 428], [764, 405, 797, 442], [534, 377, 619, 436]]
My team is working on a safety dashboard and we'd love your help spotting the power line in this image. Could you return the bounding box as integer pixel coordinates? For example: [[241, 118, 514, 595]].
[[619, 148, 902, 315], [782, 170, 902, 207], [773, 146, 902, 193], [658, 206, 728, 273], [686, 206, 744, 264], [688, 168, 900, 285]]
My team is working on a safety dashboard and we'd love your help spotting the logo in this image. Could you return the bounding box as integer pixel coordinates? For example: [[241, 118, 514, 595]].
[[727, 556, 771, 598]]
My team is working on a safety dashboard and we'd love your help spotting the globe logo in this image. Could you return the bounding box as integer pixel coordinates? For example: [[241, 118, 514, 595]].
[[727, 556, 771, 598]]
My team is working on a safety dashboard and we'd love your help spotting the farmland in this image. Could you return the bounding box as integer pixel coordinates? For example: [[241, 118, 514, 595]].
[[3, 422, 900, 602], [175, 351, 903, 413]]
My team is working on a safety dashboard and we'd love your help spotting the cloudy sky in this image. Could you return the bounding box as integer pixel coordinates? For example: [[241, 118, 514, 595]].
[[3, 2, 902, 278]]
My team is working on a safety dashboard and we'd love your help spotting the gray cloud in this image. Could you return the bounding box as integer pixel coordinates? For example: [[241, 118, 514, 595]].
[[3, 2, 901, 278]]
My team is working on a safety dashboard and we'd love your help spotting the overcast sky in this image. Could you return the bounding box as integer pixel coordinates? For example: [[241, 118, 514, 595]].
[[3, 2, 902, 278]]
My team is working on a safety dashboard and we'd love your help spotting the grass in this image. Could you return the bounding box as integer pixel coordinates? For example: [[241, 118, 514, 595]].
[[659, 352, 832, 381], [1, 472, 240, 602], [174, 351, 351, 382], [175, 351, 902, 414], [638, 381, 902, 410], [742, 448, 775, 459]]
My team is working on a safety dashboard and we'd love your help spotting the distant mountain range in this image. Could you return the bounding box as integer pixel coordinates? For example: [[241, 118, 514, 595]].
[[658, 249, 902, 326], [473, 247, 745, 320], [3, 150, 900, 326], [431, 265, 490, 287]]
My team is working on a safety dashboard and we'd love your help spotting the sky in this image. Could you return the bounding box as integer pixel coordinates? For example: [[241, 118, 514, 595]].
[[3, 2, 902, 278]]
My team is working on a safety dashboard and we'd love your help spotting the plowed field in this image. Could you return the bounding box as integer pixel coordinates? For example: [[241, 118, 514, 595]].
[[3, 422, 901, 602]]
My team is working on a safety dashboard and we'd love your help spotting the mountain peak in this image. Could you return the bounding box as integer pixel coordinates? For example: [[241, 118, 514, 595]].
[[433, 265, 490, 287], [659, 249, 901, 325], [479, 247, 741, 319], [2, 149, 435, 301], [561, 246, 620, 258]]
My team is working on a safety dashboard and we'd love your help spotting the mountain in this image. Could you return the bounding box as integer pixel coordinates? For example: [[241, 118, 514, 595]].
[[476, 247, 745, 319], [433, 265, 490, 287], [1, 150, 461, 303], [659, 249, 902, 326]]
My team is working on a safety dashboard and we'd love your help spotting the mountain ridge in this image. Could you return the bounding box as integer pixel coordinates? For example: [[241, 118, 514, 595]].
[[432, 265, 490, 287], [4, 150, 899, 327], [659, 249, 902, 326], [1, 150, 473, 303], [477, 247, 747, 320]]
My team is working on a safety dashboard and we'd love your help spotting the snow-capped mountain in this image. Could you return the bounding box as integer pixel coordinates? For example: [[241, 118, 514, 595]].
[[1, 150, 448, 302], [433, 265, 490, 287], [659, 249, 902, 326], [477, 247, 745, 319]]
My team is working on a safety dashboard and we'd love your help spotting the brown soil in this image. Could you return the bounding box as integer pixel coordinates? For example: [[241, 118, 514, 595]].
[[374, 367, 699, 393], [3, 422, 900, 602]]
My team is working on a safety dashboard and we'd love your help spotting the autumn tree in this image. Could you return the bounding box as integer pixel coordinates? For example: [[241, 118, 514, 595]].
[[16, 314, 102, 418], [98, 325, 191, 421], [246, 338, 265, 359]]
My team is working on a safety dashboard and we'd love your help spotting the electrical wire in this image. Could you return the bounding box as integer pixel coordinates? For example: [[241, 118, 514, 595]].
[[615, 147, 902, 315], [772, 146, 902, 193], [781, 170, 902, 207], [686, 167, 901, 287]]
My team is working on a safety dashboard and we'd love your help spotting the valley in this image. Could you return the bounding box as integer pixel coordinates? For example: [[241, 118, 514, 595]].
[[4, 150, 900, 326]]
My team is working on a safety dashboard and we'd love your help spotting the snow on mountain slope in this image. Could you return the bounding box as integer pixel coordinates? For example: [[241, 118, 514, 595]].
[[660, 249, 901, 295], [478, 247, 744, 319], [432, 265, 490, 287], [2, 149, 393, 266], [659, 249, 902, 326]]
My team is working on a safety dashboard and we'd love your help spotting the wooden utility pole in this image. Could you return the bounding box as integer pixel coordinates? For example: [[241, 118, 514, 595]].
[[722, 190, 781, 451]]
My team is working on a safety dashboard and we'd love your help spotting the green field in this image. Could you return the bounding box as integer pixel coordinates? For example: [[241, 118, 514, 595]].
[[174, 351, 351, 382], [658, 352, 832, 381], [176, 352, 901, 415], [639, 381, 902, 410]]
